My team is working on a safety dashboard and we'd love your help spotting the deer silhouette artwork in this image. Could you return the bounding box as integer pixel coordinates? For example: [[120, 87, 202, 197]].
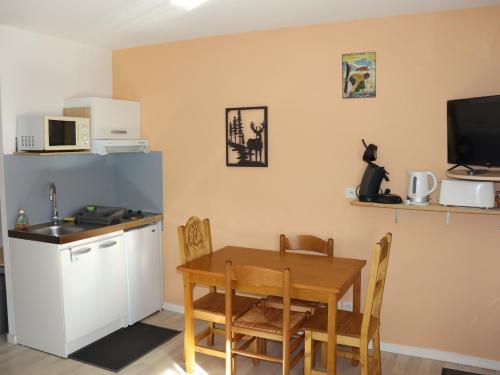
[[247, 121, 265, 163]]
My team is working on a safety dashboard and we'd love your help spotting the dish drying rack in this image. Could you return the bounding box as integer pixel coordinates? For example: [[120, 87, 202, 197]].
[[74, 206, 125, 225]]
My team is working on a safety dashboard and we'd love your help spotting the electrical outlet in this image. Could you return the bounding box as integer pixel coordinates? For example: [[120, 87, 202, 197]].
[[338, 301, 353, 311], [345, 187, 357, 199]]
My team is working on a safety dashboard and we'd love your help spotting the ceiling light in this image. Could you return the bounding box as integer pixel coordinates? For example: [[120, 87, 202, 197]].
[[171, 0, 208, 11]]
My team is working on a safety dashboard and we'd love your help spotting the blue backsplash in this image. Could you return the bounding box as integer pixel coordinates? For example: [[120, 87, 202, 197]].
[[4, 152, 163, 228]]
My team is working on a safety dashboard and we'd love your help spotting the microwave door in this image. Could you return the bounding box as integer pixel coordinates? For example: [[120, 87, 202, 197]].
[[46, 119, 77, 150]]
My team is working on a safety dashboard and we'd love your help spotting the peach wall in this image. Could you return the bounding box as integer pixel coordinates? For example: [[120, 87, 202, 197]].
[[113, 6, 500, 361]]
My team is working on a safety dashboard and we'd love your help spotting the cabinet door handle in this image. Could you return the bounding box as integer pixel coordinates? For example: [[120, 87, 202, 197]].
[[70, 247, 91, 262], [71, 247, 91, 256], [99, 240, 117, 249], [111, 130, 127, 134]]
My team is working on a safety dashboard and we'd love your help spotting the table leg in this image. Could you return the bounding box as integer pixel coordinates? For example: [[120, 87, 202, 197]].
[[352, 272, 361, 366], [353, 272, 361, 313], [183, 273, 195, 373], [327, 292, 338, 375]]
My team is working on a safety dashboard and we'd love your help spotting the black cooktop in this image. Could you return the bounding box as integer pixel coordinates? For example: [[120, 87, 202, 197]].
[[122, 210, 144, 220]]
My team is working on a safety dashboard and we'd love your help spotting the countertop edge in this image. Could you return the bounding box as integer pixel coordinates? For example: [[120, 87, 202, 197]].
[[8, 214, 163, 245]]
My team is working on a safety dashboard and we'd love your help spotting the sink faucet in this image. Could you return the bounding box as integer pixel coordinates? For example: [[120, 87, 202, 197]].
[[49, 183, 59, 224]]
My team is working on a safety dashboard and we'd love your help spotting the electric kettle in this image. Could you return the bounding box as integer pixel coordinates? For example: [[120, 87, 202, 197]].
[[407, 170, 438, 205]]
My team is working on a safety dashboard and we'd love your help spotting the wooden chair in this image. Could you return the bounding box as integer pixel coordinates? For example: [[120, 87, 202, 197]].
[[178, 217, 259, 360], [263, 234, 334, 313], [303, 233, 392, 375], [279, 234, 334, 257], [224, 261, 308, 375]]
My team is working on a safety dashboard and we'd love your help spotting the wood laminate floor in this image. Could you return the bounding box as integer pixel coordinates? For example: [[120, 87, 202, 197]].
[[0, 310, 498, 375]]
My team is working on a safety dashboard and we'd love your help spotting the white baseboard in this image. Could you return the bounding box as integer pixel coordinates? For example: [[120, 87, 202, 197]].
[[162, 302, 500, 371], [163, 302, 184, 314], [7, 333, 17, 344], [380, 342, 500, 371]]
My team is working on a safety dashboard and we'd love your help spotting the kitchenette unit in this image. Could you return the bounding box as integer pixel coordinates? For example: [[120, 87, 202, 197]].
[[6, 97, 164, 357], [8, 210, 163, 357]]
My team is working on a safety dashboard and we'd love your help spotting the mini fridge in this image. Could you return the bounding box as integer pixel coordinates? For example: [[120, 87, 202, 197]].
[[124, 222, 163, 325]]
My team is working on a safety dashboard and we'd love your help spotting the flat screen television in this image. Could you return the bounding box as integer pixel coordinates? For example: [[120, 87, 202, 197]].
[[448, 94, 500, 168]]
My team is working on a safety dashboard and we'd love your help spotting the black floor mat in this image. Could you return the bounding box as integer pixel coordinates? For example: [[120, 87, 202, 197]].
[[442, 368, 481, 375], [69, 322, 181, 372]]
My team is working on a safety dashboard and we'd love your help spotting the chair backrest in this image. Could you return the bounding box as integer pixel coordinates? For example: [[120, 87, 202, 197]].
[[361, 233, 392, 335], [224, 261, 292, 335], [280, 234, 334, 257], [177, 216, 213, 263]]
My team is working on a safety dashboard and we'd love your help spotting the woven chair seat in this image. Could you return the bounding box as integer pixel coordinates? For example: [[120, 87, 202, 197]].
[[303, 307, 379, 339], [193, 292, 259, 317], [264, 295, 319, 313], [233, 304, 307, 335]]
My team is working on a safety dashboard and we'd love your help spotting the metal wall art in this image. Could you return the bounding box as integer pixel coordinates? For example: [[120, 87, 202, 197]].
[[226, 106, 268, 167]]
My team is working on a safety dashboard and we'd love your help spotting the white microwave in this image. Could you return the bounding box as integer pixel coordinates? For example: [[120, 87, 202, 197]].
[[17, 115, 90, 151]]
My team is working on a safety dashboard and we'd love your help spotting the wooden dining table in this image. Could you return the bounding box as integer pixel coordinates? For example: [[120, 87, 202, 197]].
[[177, 246, 366, 375]]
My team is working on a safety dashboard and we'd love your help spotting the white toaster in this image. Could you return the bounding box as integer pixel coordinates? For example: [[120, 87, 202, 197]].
[[439, 179, 495, 209]]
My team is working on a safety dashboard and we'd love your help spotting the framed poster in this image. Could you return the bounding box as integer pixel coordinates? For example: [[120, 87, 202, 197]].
[[342, 52, 376, 98], [226, 106, 268, 167]]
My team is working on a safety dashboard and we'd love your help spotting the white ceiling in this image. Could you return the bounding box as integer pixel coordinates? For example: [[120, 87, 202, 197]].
[[0, 0, 499, 50]]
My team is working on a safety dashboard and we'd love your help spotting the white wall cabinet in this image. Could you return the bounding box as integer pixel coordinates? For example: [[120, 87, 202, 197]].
[[64, 97, 140, 140], [10, 231, 127, 357]]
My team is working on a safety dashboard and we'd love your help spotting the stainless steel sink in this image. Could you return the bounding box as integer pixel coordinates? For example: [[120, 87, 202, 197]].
[[28, 224, 87, 237]]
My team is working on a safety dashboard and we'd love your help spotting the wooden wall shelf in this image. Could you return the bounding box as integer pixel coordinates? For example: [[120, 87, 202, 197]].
[[350, 200, 500, 225], [446, 169, 500, 181], [350, 200, 500, 216], [13, 151, 91, 156]]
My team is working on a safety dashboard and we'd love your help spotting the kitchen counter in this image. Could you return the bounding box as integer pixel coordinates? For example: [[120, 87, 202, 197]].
[[8, 213, 163, 244]]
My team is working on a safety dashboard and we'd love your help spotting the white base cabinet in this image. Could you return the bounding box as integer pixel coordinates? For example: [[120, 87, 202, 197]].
[[125, 223, 163, 325], [10, 231, 127, 357]]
